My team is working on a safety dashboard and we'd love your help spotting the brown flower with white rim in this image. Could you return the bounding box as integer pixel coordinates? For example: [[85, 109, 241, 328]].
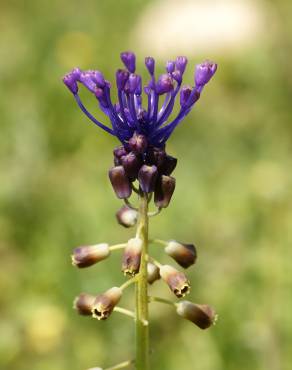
[[159, 265, 190, 298]]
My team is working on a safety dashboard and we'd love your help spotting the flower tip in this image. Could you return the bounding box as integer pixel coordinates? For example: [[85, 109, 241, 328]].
[[145, 56, 155, 75], [63, 68, 80, 94], [176, 56, 188, 74], [195, 60, 217, 87], [156, 74, 174, 95], [120, 51, 136, 73]]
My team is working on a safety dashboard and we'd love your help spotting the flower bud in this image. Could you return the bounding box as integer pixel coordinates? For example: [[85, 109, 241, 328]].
[[128, 73, 142, 95], [154, 175, 176, 208], [116, 69, 129, 90], [160, 265, 190, 298], [166, 61, 175, 73], [113, 145, 128, 159], [109, 166, 132, 199], [128, 132, 148, 154], [122, 237, 143, 276], [145, 56, 155, 75], [138, 165, 158, 193], [164, 241, 197, 268], [74, 293, 96, 315], [195, 61, 217, 87], [180, 86, 192, 107], [120, 51, 136, 73], [147, 262, 160, 284], [121, 152, 142, 180], [116, 205, 138, 228], [63, 68, 81, 94], [176, 56, 188, 74], [72, 243, 110, 268], [176, 301, 216, 329], [160, 154, 177, 175], [172, 70, 182, 84], [156, 74, 174, 95], [92, 287, 122, 320]]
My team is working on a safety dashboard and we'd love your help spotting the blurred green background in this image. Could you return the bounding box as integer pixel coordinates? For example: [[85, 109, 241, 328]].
[[1, 0, 292, 369]]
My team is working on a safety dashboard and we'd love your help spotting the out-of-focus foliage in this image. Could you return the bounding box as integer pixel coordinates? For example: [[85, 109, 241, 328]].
[[0, 0, 292, 370]]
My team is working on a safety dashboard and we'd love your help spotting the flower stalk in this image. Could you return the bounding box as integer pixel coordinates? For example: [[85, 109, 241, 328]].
[[135, 192, 150, 370]]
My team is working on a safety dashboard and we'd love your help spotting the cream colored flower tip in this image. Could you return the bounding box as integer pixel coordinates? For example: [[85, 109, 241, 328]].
[[147, 262, 160, 284], [87, 367, 103, 370], [127, 237, 143, 251]]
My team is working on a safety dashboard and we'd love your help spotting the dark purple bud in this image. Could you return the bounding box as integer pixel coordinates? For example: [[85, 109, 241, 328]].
[[160, 265, 191, 298], [165, 241, 197, 268], [128, 74, 141, 94], [116, 69, 129, 90], [113, 145, 128, 159], [92, 287, 122, 320], [176, 56, 188, 74], [72, 243, 110, 268], [120, 51, 136, 73], [122, 237, 143, 276], [149, 147, 166, 168], [172, 70, 182, 84], [116, 205, 138, 228], [156, 74, 174, 95], [180, 86, 192, 107], [147, 262, 160, 285], [74, 293, 96, 316], [195, 61, 217, 86], [138, 165, 158, 193], [154, 175, 176, 208], [145, 57, 155, 75], [109, 166, 132, 199], [166, 61, 175, 73], [121, 152, 142, 180], [128, 132, 148, 154], [160, 154, 177, 175], [63, 68, 81, 94], [176, 301, 217, 329]]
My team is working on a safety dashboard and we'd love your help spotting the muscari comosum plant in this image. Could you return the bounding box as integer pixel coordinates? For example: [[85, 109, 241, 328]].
[[63, 51, 217, 370]]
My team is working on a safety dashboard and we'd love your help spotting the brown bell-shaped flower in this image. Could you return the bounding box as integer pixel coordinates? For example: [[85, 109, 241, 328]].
[[128, 132, 148, 153], [122, 237, 143, 276], [147, 262, 161, 284], [138, 165, 158, 193], [154, 175, 176, 208], [164, 241, 197, 268], [72, 243, 110, 268], [176, 301, 217, 329], [116, 205, 138, 228], [74, 293, 96, 315], [92, 287, 122, 320], [159, 154, 177, 175], [159, 265, 190, 298], [108, 166, 132, 199], [120, 152, 142, 180]]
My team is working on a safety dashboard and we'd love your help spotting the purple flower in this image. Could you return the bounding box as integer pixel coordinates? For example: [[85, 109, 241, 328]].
[[62, 51, 217, 147], [195, 61, 217, 89]]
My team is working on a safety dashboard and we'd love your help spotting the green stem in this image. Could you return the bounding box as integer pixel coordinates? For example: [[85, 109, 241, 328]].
[[135, 192, 149, 370]]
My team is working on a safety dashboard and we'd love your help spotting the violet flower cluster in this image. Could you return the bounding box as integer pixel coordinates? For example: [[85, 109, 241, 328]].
[[63, 52, 217, 207]]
